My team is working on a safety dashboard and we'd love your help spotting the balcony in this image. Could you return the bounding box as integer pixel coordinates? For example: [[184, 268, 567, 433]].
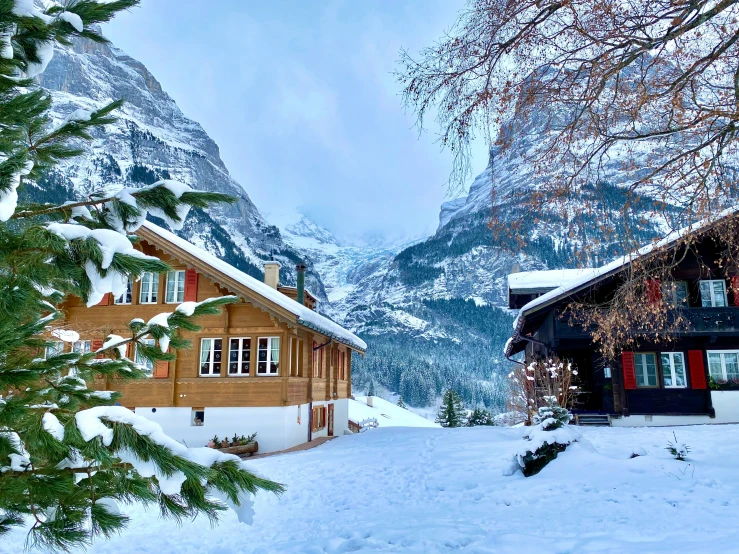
[[553, 307, 739, 339], [683, 307, 739, 334]]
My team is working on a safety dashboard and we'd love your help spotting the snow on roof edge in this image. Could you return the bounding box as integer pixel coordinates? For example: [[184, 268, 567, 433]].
[[140, 221, 366, 351], [504, 208, 739, 357]]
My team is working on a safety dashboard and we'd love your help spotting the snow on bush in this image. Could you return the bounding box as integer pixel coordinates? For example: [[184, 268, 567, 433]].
[[666, 432, 690, 461], [508, 397, 580, 477]]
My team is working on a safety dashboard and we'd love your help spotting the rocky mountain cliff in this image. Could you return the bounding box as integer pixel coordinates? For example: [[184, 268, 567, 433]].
[[32, 33, 329, 305]]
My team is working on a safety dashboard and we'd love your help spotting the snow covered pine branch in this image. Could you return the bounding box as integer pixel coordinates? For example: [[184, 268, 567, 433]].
[[0, 2, 282, 551]]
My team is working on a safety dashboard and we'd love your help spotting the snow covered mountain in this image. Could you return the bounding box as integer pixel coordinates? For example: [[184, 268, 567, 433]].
[[31, 31, 329, 305]]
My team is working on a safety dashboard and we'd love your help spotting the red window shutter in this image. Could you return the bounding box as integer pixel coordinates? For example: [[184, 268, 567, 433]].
[[732, 276, 739, 307], [622, 351, 637, 390], [153, 361, 169, 379], [97, 293, 111, 306], [184, 269, 198, 302], [126, 342, 134, 359], [687, 350, 707, 389], [646, 279, 662, 305], [91, 339, 104, 359]]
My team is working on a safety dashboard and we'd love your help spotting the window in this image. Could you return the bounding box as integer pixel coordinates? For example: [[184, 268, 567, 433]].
[[660, 352, 687, 388], [290, 338, 302, 377], [115, 277, 133, 305], [200, 338, 223, 376], [700, 279, 727, 307], [662, 281, 688, 308], [191, 408, 205, 426], [165, 270, 185, 304], [708, 350, 739, 383], [634, 352, 658, 387], [312, 406, 326, 432], [139, 272, 160, 304], [257, 337, 280, 375], [134, 338, 156, 375], [72, 340, 91, 354], [45, 341, 64, 358], [338, 351, 346, 380], [228, 338, 251, 376]]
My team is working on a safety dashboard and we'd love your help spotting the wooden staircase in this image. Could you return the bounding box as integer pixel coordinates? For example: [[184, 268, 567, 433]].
[[574, 413, 612, 426]]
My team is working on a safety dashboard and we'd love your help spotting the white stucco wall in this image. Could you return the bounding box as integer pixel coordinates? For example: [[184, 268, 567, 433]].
[[333, 399, 349, 435], [611, 414, 714, 427], [134, 405, 310, 453], [708, 391, 739, 423]]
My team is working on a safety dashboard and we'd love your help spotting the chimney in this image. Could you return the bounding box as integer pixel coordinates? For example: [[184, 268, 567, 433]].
[[366, 396, 373, 407], [296, 263, 306, 305], [263, 261, 281, 289]]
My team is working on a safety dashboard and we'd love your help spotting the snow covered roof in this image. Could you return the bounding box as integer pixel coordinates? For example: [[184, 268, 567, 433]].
[[508, 269, 597, 292], [138, 221, 366, 351], [348, 397, 440, 428], [505, 209, 739, 357]]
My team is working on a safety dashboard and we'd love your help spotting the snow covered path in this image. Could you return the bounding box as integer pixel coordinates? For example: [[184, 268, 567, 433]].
[[5, 424, 739, 553]]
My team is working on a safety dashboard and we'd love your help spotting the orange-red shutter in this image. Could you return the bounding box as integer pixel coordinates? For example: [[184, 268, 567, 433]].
[[687, 350, 707, 389], [91, 339, 104, 358], [184, 269, 198, 302], [97, 293, 111, 306], [126, 342, 134, 359], [732, 276, 739, 307], [646, 279, 662, 305], [153, 360, 169, 379], [622, 351, 637, 390]]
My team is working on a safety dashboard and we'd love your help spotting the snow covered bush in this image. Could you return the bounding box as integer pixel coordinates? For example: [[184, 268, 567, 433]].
[[0, 2, 282, 550], [666, 433, 690, 461], [511, 397, 579, 477], [508, 356, 579, 425]]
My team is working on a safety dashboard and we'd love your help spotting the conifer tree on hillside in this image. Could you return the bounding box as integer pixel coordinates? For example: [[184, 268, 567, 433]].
[[466, 408, 494, 427], [397, 397, 406, 409], [0, 2, 282, 550], [367, 379, 376, 397], [435, 389, 466, 428]]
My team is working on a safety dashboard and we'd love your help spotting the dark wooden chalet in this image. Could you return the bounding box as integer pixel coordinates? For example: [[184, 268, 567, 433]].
[[506, 215, 739, 425]]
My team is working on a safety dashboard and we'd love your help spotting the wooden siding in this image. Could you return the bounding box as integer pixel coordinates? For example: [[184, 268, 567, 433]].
[[59, 237, 356, 409]]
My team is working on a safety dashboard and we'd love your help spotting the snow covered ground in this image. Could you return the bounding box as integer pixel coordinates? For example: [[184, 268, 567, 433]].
[[5, 424, 739, 553], [349, 396, 440, 428]]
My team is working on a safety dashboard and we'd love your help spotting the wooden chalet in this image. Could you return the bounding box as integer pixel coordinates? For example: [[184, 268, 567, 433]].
[[57, 221, 366, 453], [506, 213, 739, 426]]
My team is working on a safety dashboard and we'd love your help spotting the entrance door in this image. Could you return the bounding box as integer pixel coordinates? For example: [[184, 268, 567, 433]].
[[328, 403, 335, 436]]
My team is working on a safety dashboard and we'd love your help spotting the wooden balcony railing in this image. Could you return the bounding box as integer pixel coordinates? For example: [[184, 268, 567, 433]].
[[553, 307, 739, 339]]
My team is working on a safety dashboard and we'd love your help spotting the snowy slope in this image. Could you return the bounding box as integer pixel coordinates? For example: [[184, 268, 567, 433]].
[[348, 396, 440, 428], [5, 424, 739, 553], [33, 31, 330, 306]]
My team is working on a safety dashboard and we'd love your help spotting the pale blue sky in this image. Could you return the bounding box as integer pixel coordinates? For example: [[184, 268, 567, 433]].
[[106, 1, 488, 244]]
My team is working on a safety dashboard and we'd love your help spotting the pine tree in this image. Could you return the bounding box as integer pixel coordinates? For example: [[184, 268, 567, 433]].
[[435, 389, 466, 428], [0, 3, 283, 550], [367, 379, 376, 396], [396, 396, 406, 409], [466, 407, 494, 427]]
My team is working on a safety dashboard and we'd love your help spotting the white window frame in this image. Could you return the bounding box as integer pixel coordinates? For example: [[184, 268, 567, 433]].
[[114, 277, 134, 305], [165, 270, 186, 304], [257, 336, 280, 376], [72, 340, 91, 355], [199, 338, 223, 377], [660, 352, 688, 388], [139, 272, 160, 304], [228, 337, 251, 376], [707, 350, 739, 382], [134, 338, 156, 375], [662, 281, 688, 308], [634, 352, 658, 388], [700, 279, 728, 307], [45, 341, 64, 359]]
